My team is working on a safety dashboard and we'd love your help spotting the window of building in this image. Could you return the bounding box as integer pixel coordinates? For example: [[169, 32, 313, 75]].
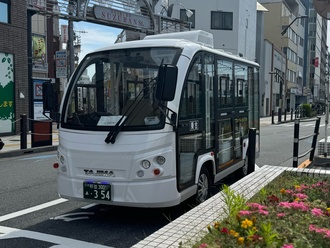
[[180, 9, 195, 28], [211, 11, 233, 30], [300, 17, 305, 27], [287, 48, 297, 64], [0, 0, 10, 23], [299, 37, 304, 46]]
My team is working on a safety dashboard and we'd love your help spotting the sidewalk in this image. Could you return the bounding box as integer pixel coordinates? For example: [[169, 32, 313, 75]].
[[0, 116, 316, 157], [260, 114, 296, 127], [0, 123, 58, 158]]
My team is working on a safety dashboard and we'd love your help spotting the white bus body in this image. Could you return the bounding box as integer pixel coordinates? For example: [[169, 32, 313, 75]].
[[54, 30, 260, 208]]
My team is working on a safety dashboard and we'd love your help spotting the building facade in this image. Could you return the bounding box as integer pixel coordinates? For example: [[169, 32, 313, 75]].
[[0, 0, 29, 134], [259, 0, 307, 113], [0, 0, 60, 136], [303, 0, 328, 106], [163, 0, 258, 61]]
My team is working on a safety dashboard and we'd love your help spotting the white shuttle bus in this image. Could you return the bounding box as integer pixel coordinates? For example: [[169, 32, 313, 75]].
[[54, 30, 260, 208]]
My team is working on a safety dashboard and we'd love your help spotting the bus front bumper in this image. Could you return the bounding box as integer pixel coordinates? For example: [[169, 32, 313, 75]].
[[57, 175, 182, 208]]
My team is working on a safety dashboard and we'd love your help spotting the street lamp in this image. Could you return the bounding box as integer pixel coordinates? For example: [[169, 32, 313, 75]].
[[269, 71, 284, 123], [281, 15, 308, 36], [279, 15, 308, 122]]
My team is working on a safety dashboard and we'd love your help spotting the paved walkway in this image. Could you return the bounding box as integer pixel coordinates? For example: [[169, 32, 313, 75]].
[[0, 123, 58, 158]]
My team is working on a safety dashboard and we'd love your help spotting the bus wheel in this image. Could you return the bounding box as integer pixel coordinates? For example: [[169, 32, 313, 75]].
[[196, 167, 210, 204], [236, 155, 248, 179]]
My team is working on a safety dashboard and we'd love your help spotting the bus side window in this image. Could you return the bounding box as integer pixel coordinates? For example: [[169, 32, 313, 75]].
[[234, 64, 248, 106], [217, 58, 233, 107], [179, 55, 203, 120]]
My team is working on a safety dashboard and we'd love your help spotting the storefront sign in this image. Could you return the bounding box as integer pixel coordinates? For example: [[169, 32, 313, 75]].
[[56, 50, 67, 78], [33, 62, 48, 73], [93, 6, 151, 29]]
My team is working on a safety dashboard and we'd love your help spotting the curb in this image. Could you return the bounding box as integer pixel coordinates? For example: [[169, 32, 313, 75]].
[[0, 145, 58, 158]]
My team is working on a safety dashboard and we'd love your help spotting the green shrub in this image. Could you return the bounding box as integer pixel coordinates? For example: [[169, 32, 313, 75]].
[[301, 104, 312, 117]]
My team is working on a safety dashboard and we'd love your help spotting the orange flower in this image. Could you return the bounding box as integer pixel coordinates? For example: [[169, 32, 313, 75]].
[[213, 221, 220, 229], [237, 237, 244, 245], [241, 219, 253, 229]]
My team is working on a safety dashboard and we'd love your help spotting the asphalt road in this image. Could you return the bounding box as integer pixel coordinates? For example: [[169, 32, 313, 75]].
[[0, 152, 236, 248], [0, 116, 326, 247], [256, 115, 326, 168]]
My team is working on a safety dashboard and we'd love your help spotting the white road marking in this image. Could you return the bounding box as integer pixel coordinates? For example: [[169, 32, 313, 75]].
[[0, 198, 68, 223], [0, 225, 112, 248], [50, 212, 94, 222], [81, 203, 98, 209]]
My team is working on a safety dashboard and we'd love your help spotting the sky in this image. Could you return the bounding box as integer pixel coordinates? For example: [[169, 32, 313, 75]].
[[60, 20, 122, 62], [64, 19, 330, 61]]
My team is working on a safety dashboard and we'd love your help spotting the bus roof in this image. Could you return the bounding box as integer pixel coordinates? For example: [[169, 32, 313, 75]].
[[91, 30, 259, 67], [144, 30, 214, 48]]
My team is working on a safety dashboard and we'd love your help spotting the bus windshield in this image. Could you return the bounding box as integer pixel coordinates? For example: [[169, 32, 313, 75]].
[[62, 47, 181, 131]]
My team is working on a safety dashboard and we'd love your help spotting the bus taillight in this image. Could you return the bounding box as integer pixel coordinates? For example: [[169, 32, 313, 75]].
[[153, 168, 161, 176]]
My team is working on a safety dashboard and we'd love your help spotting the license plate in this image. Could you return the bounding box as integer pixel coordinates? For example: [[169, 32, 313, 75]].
[[83, 181, 111, 201]]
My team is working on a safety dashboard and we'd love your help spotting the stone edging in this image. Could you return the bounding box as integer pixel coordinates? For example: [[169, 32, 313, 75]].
[[132, 165, 330, 248]]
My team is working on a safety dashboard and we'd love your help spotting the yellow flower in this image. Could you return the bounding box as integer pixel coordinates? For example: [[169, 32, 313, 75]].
[[237, 237, 245, 245], [295, 185, 300, 189], [252, 227, 258, 232], [327, 207, 330, 212], [230, 230, 239, 237], [241, 219, 253, 229], [213, 221, 220, 229], [280, 188, 286, 194], [294, 198, 300, 202], [207, 225, 212, 233]]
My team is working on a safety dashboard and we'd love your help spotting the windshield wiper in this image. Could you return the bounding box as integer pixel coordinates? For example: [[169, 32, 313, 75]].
[[104, 78, 157, 144]]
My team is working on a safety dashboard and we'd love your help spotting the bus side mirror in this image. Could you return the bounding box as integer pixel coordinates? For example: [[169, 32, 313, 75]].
[[156, 64, 178, 101]]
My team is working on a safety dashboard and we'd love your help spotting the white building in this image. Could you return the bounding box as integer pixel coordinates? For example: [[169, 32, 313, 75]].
[[158, 0, 258, 61]]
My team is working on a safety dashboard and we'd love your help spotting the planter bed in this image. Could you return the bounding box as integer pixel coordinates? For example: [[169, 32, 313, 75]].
[[132, 165, 330, 248]]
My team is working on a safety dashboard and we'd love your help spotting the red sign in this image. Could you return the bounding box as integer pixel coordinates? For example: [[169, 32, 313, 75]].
[[314, 57, 319, 67]]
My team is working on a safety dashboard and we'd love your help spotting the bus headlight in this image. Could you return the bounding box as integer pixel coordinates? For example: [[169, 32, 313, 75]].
[[156, 156, 166, 165], [141, 160, 151, 169], [137, 170, 144, 177], [59, 155, 65, 165]]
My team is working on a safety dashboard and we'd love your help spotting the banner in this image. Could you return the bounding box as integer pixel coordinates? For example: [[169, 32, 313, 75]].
[[0, 52, 15, 133], [61, 25, 68, 45], [32, 35, 46, 61]]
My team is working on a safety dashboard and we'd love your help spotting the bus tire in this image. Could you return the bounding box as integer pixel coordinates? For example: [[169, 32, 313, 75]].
[[235, 155, 248, 179], [195, 167, 211, 204]]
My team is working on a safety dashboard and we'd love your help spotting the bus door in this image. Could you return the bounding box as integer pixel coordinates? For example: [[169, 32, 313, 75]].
[[217, 116, 234, 171], [215, 61, 250, 171], [233, 63, 249, 162], [216, 67, 236, 171], [177, 54, 204, 191]]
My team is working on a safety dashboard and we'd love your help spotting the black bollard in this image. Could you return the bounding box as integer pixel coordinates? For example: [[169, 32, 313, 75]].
[[20, 114, 27, 149], [248, 128, 256, 174], [278, 108, 282, 123]]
